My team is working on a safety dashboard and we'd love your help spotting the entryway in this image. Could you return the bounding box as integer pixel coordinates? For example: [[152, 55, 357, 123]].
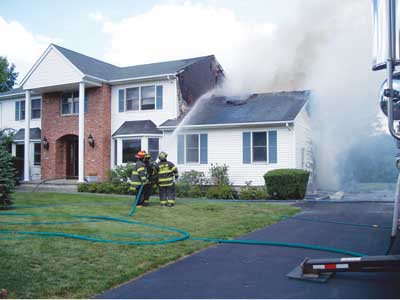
[[57, 134, 78, 179]]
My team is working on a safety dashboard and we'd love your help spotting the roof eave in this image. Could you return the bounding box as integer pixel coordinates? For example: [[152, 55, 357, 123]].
[[159, 120, 295, 130], [108, 74, 176, 85]]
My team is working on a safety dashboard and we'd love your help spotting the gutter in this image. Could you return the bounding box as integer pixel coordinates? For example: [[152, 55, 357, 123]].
[[108, 73, 176, 84], [159, 120, 294, 130]]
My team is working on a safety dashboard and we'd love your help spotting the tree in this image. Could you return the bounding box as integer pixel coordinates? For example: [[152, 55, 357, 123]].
[[0, 57, 18, 92], [0, 129, 16, 208]]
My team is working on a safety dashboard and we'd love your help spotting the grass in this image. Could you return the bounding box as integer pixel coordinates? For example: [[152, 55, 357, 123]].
[[0, 192, 299, 298]]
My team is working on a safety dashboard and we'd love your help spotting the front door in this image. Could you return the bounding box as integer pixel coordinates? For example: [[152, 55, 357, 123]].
[[66, 137, 78, 178]]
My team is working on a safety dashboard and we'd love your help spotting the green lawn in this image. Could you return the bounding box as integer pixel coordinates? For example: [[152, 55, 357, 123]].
[[0, 192, 299, 298]]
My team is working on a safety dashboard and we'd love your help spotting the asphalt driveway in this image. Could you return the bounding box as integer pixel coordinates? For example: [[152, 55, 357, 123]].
[[95, 202, 400, 299]]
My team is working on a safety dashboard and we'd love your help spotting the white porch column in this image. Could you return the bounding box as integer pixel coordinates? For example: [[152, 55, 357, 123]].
[[24, 90, 31, 181], [78, 82, 85, 182]]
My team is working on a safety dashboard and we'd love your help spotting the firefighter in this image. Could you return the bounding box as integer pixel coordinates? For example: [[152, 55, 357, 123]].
[[130, 150, 149, 207], [143, 153, 157, 206], [155, 151, 178, 207]]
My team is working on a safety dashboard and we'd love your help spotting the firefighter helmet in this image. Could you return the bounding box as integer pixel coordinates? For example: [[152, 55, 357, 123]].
[[135, 150, 146, 159], [144, 153, 151, 159], [158, 151, 168, 160]]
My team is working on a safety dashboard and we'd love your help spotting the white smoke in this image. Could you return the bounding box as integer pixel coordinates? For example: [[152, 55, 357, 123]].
[[221, 0, 386, 189]]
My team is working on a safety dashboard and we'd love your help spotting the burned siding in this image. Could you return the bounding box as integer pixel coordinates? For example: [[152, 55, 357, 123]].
[[177, 55, 224, 114]]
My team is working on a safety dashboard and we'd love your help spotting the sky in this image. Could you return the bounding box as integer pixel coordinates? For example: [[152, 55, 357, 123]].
[[0, 0, 303, 83]]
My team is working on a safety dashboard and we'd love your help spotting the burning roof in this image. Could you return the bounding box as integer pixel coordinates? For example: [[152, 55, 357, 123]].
[[160, 90, 309, 128]]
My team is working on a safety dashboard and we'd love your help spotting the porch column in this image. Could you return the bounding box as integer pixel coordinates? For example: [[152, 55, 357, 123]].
[[78, 82, 85, 182], [24, 90, 31, 181]]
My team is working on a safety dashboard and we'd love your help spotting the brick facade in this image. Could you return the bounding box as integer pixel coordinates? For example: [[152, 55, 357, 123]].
[[41, 84, 111, 181]]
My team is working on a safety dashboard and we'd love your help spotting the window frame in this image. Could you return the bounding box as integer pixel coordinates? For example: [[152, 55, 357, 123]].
[[122, 138, 142, 164], [185, 134, 200, 164], [31, 98, 41, 119], [33, 143, 41, 166], [121, 84, 163, 112], [125, 87, 140, 111], [148, 137, 160, 161], [60, 92, 87, 116], [252, 131, 268, 163], [244, 130, 278, 165]]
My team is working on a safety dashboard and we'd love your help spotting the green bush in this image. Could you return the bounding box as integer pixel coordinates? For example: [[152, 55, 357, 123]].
[[78, 182, 131, 195], [239, 181, 269, 200], [0, 142, 16, 208], [264, 169, 309, 200], [176, 182, 205, 198], [206, 185, 237, 199], [108, 164, 134, 184], [209, 163, 230, 185], [179, 170, 208, 185]]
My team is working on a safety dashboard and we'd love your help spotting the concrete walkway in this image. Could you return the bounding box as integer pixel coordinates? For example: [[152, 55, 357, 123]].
[[95, 202, 400, 299]]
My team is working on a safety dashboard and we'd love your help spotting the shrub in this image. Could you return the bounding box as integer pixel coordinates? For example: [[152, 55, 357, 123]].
[[239, 181, 269, 200], [264, 169, 309, 200], [0, 143, 16, 208], [78, 182, 131, 195], [179, 170, 208, 186], [206, 184, 237, 199], [176, 182, 205, 198], [209, 163, 230, 185], [108, 164, 134, 184]]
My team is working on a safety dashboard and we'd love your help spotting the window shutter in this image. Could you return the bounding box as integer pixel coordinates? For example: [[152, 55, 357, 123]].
[[15, 101, 20, 121], [268, 131, 277, 163], [243, 132, 251, 164], [118, 89, 124, 112], [177, 135, 184, 164], [84, 95, 88, 113], [200, 133, 208, 164], [114, 139, 118, 166], [156, 85, 163, 109]]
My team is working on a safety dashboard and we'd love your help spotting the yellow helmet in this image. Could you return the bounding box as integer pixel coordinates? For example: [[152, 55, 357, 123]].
[[158, 151, 168, 160]]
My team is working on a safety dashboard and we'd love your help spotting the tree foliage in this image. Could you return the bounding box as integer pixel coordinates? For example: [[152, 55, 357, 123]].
[[0, 130, 16, 207], [0, 57, 18, 92]]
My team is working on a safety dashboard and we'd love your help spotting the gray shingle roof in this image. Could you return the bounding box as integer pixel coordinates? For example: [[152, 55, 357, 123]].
[[13, 128, 41, 141], [53, 44, 213, 81], [112, 120, 162, 137], [160, 91, 309, 127], [0, 87, 40, 99]]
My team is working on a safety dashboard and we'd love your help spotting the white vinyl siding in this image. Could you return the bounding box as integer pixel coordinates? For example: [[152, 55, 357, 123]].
[[111, 79, 178, 133], [0, 98, 41, 130], [23, 47, 83, 90], [163, 125, 295, 186], [294, 107, 313, 171]]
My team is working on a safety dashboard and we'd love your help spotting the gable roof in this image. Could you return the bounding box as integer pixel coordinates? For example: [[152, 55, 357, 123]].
[[160, 90, 309, 128], [53, 44, 213, 81], [112, 120, 162, 137]]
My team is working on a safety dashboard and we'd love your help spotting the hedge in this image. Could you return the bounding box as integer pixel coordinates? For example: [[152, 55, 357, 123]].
[[264, 169, 309, 200]]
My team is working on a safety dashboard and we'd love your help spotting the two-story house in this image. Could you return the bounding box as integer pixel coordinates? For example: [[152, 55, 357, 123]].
[[0, 44, 313, 186]]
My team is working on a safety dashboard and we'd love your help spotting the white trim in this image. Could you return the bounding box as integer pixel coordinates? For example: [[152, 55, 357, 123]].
[[21, 45, 85, 88], [112, 133, 163, 139], [24, 90, 31, 181], [108, 74, 175, 84], [160, 120, 294, 130], [78, 82, 85, 182]]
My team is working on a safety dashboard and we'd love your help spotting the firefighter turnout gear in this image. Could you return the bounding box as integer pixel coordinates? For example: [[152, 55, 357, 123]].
[[130, 157, 149, 206], [143, 154, 157, 206], [156, 156, 178, 207]]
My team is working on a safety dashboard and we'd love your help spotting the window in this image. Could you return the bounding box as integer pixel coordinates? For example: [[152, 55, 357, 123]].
[[156, 85, 163, 109], [120, 85, 163, 112], [126, 88, 139, 111], [148, 138, 159, 161], [31, 99, 41, 119], [122, 139, 141, 163], [141, 86, 155, 110], [178, 134, 208, 164], [252, 132, 267, 162], [186, 134, 199, 163], [114, 139, 118, 166], [15, 100, 25, 121], [243, 131, 277, 164], [34, 143, 41, 165], [61, 92, 88, 115]]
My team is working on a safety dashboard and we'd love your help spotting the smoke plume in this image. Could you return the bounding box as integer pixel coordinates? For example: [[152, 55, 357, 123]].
[[222, 0, 386, 189]]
